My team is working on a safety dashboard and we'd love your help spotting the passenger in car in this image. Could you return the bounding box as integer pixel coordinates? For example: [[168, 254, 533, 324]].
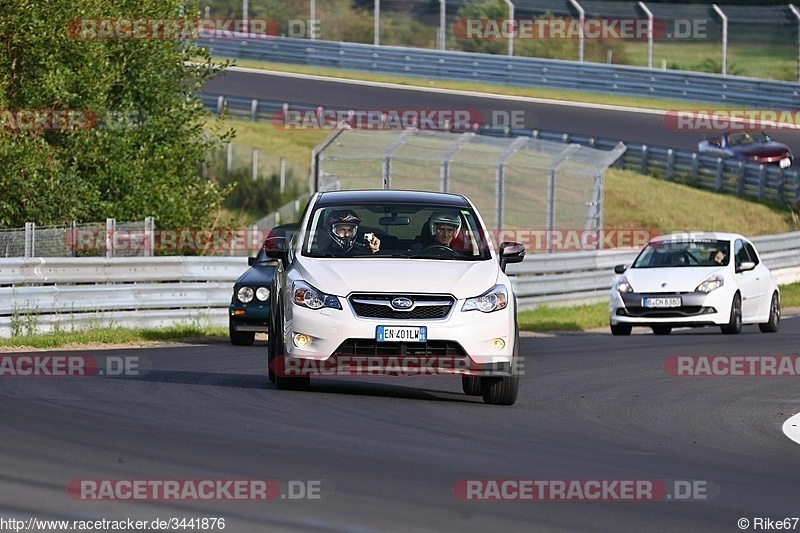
[[711, 250, 726, 265]]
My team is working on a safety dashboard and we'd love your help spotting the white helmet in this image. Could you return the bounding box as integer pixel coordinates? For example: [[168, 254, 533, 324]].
[[429, 211, 461, 239]]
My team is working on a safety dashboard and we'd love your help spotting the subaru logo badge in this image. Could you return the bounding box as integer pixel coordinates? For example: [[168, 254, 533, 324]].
[[391, 297, 413, 309]]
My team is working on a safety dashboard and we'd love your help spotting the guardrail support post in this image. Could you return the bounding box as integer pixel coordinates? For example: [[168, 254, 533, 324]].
[[252, 148, 258, 180], [758, 165, 767, 200], [691, 153, 699, 185], [439, 0, 446, 51], [737, 162, 746, 197], [666, 148, 674, 180], [715, 158, 724, 192], [374, 0, 380, 46], [641, 145, 648, 174], [503, 0, 514, 56], [216, 95, 224, 115], [250, 99, 258, 121]]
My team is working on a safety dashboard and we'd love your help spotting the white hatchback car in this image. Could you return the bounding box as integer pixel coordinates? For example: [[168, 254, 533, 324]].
[[263, 190, 526, 405], [610, 232, 780, 335]]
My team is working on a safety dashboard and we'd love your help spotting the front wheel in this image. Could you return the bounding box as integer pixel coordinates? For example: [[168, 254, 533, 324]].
[[610, 323, 632, 336], [759, 292, 780, 333], [721, 293, 742, 335], [462, 376, 482, 396], [481, 327, 520, 406]]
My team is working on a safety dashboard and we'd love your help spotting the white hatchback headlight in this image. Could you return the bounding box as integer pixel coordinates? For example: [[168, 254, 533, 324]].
[[696, 274, 724, 293], [292, 280, 342, 310], [616, 275, 634, 294], [462, 285, 508, 313]]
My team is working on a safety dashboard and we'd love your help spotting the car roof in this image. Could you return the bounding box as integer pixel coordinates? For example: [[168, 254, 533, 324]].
[[314, 189, 471, 207], [648, 232, 746, 243]]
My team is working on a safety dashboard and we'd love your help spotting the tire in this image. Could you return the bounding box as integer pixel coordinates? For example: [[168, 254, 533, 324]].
[[461, 376, 483, 396], [229, 321, 255, 346], [481, 327, 520, 406], [267, 320, 276, 384], [610, 323, 632, 336], [759, 292, 780, 333], [651, 325, 672, 335], [721, 293, 742, 334]]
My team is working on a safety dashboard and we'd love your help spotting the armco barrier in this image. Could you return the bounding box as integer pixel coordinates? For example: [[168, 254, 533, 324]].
[[199, 37, 800, 109], [1, 232, 799, 336], [201, 94, 800, 206]]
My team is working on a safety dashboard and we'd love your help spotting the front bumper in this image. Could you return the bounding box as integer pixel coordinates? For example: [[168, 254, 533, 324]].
[[229, 303, 270, 332], [282, 297, 516, 374], [609, 289, 730, 327]]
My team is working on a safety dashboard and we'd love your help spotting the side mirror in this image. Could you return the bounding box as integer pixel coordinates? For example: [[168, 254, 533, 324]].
[[614, 264, 627, 274], [737, 261, 756, 273], [248, 256, 256, 266], [263, 236, 288, 259], [499, 241, 526, 272]]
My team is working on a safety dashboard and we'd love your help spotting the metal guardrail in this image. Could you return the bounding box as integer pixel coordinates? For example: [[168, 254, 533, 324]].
[[1, 232, 798, 336], [202, 94, 800, 206], [200, 37, 800, 109]]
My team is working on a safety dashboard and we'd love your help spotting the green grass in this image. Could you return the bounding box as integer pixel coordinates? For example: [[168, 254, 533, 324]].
[[0, 325, 227, 350], [518, 303, 608, 331]]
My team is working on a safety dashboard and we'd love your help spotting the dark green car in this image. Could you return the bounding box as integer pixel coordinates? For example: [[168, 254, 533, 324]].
[[229, 223, 297, 346]]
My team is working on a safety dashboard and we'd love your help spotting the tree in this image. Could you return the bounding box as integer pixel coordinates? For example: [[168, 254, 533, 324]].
[[0, 0, 233, 230]]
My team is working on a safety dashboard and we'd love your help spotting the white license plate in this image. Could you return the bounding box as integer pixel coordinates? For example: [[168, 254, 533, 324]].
[[376, 326, 427, 342], [642, 297, 681, 308], [780, 158, 791, 169]]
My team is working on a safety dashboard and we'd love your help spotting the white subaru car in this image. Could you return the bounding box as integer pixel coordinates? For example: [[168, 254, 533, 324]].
[[610, 232, 780, 335], [263, 190, 526, 405]]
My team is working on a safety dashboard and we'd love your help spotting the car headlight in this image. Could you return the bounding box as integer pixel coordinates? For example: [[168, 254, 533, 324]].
[[462, 285, 508, 313], [616, 275, 634, 294], [292, 280, 342, 310], [237, 286, 254, 303], [256, 287, 270, 301], [696, 274, 724, 293]]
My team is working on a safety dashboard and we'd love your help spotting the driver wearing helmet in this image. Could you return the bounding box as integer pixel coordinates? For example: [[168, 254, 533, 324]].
[[411, 211, 462, 254], [324, 209, 380, 255]]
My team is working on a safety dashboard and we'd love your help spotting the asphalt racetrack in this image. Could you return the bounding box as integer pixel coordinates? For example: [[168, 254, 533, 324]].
[[205, 68, 800, 156], [2, 318, 800, 531]]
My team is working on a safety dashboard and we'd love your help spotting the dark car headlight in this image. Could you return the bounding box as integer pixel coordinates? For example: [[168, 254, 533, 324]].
[[237, 286, 254, 303], [256, 287, 270, 301]]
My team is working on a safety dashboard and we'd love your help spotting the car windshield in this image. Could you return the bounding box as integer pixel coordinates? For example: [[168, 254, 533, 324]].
[[301, 202, 492, 260], [631, 239, 730, 268], [727, 131, 770, 146]]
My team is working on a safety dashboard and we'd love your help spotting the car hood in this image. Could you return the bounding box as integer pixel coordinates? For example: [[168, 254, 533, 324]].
[[296, 258, 501, 299], [235, 264, 276, 286], [734, 142, 791, 158], [624, 267, 725, 293]]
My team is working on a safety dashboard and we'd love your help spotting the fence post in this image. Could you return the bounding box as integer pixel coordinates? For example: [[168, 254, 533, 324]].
[[280, 157, 286, 193], [145, 216, 155, 257], [250, 99, 258, 121], [691, 153, 699, 185], [737, 162, 746, 196], [252, 148, 258, 180], [227, 142, 233, 174], [106, 218, 115, 259], [24, 222, 34, 258]]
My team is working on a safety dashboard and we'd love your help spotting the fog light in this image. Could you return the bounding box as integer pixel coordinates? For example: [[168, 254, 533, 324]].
[[232, 309, 246, 316], [293, 333, 312, 348], [492, 338, 505, 350]]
